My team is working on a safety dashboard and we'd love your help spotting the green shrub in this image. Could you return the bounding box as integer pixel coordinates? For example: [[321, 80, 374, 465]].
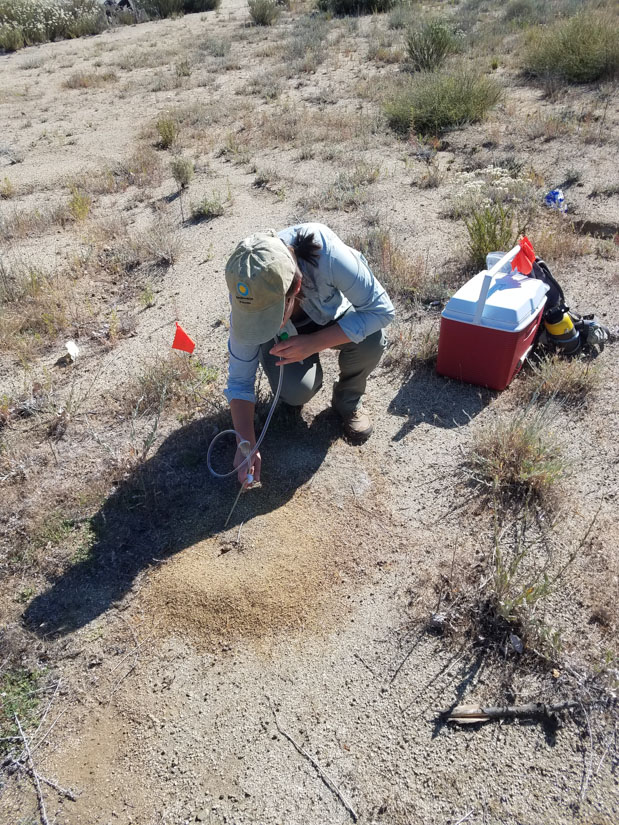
[[524, 13, 619, 84], [503, 0, 546, 24], [191, 193, 225, 221], [465, 202, 520, 269], [183, 0, 221, 11], [199, 35, 230, 57], [385, 70, 502, 136], [389, 2, 417, 30], [317, 0, 395, 15], [142, 0, 184, 16], [156, 115, 180, 149], [286, 13, 328, 73], [0, 0, 106, 50], [248, 0, 280, 26], [68, 187, 92, 221], [175, 59, 192, 77], [171, 155, 194, 189], [0, 669, 41, 755], [0, 24, 25, 52], [405, 20, 461, 72]]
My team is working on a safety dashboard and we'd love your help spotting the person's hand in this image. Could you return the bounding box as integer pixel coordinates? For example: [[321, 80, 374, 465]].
[[234, 445, 261, 486], [269, 334, 317, 366]]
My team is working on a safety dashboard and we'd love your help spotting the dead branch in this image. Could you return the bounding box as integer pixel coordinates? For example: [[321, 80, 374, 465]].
[[15, 714, 49, 825], [441, 700, 579, 725], [267, 698, 358, 822]]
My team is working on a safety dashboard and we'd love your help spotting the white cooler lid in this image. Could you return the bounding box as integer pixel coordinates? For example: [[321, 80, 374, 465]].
[[442, 270, 548, 332]]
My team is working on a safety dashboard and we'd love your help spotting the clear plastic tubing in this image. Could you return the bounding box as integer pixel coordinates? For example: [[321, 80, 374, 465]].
[[206, 363, 284, 480]]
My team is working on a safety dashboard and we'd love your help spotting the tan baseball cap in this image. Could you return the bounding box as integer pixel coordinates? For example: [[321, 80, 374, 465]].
[[225, 230, 296, 346]]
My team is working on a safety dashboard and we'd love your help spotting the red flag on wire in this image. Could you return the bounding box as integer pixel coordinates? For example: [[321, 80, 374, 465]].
[[172, 322, 196, 354], [511, 236, 536, 275]]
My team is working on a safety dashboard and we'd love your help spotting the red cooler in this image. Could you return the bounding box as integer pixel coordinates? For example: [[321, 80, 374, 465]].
[[436, 260, 548, 391]]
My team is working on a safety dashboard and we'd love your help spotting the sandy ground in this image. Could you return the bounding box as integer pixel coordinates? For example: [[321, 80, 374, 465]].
[[1, 3, 618, 824]]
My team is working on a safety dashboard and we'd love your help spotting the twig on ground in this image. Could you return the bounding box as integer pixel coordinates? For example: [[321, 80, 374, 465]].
[[351, 499, 392, 534], [117, 613, 140, 650], [29, 680, 61, 748], [267, 697, 358, 822], [9, 758, 77, 801], [15, 714, 49, 825], [353, 652, 378, 678], [236, 521, 244, 545], [108, 661, 138, 706], [579, 703, 595, 803], [454, 811, 475, 825], [110, 636, 151, 676], [442, 700, 579, 725], [29, 708, 69, 756]]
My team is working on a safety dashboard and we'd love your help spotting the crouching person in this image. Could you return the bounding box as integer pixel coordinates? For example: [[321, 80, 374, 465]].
[[224, 223, 395, 484]]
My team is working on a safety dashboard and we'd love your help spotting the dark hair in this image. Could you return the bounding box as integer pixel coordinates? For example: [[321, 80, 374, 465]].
[[291, 229, 321, 267], [285, 269, 302, 299]]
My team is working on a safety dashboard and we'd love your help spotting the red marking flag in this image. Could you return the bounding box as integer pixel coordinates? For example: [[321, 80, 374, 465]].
[[172, 322, 196, 354], [511, 236, 536, 275]]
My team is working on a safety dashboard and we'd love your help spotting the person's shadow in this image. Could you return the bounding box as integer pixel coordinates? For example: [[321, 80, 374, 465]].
[[23, 408, 338, 638], [388, 366, 496, 441]]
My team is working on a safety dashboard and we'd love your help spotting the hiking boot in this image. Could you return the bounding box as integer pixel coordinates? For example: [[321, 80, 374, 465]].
[[339, 408, 373, 442]]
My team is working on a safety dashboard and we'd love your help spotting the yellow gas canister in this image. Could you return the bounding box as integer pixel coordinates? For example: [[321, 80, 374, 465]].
[[544, 307, 580, 354]]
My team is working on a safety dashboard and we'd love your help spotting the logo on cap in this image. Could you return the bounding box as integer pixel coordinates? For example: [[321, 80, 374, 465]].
[[237, 282, 249, 297]]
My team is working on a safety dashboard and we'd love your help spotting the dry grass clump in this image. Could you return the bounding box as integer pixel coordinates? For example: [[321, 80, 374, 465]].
[[0, 262, 69, 359], [531, 215, 591, 262], [524, 12, 619, 87], [385, 70, 502, 136], [465, 403, 566, 509], [303, 163, 380, 212], [123, 352, 219, 416], [348, 227, 449, 303], [71, 147, 163, 196], [250, 106, 365, 151], [0, 202, 70, 242], [245, 72, 282, 100], [63, 70, 118, 89], [383, 316, 440, 374], [518, 355, 601, 406], [0, 177, 15, 199], [92, 216, 183, 274]]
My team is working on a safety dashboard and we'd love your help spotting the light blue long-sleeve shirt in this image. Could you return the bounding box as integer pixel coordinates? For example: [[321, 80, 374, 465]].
[[224, 223, 395, 403]]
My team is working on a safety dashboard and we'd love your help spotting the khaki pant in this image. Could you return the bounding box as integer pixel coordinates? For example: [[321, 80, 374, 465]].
[[259, 317, 387, 416]]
